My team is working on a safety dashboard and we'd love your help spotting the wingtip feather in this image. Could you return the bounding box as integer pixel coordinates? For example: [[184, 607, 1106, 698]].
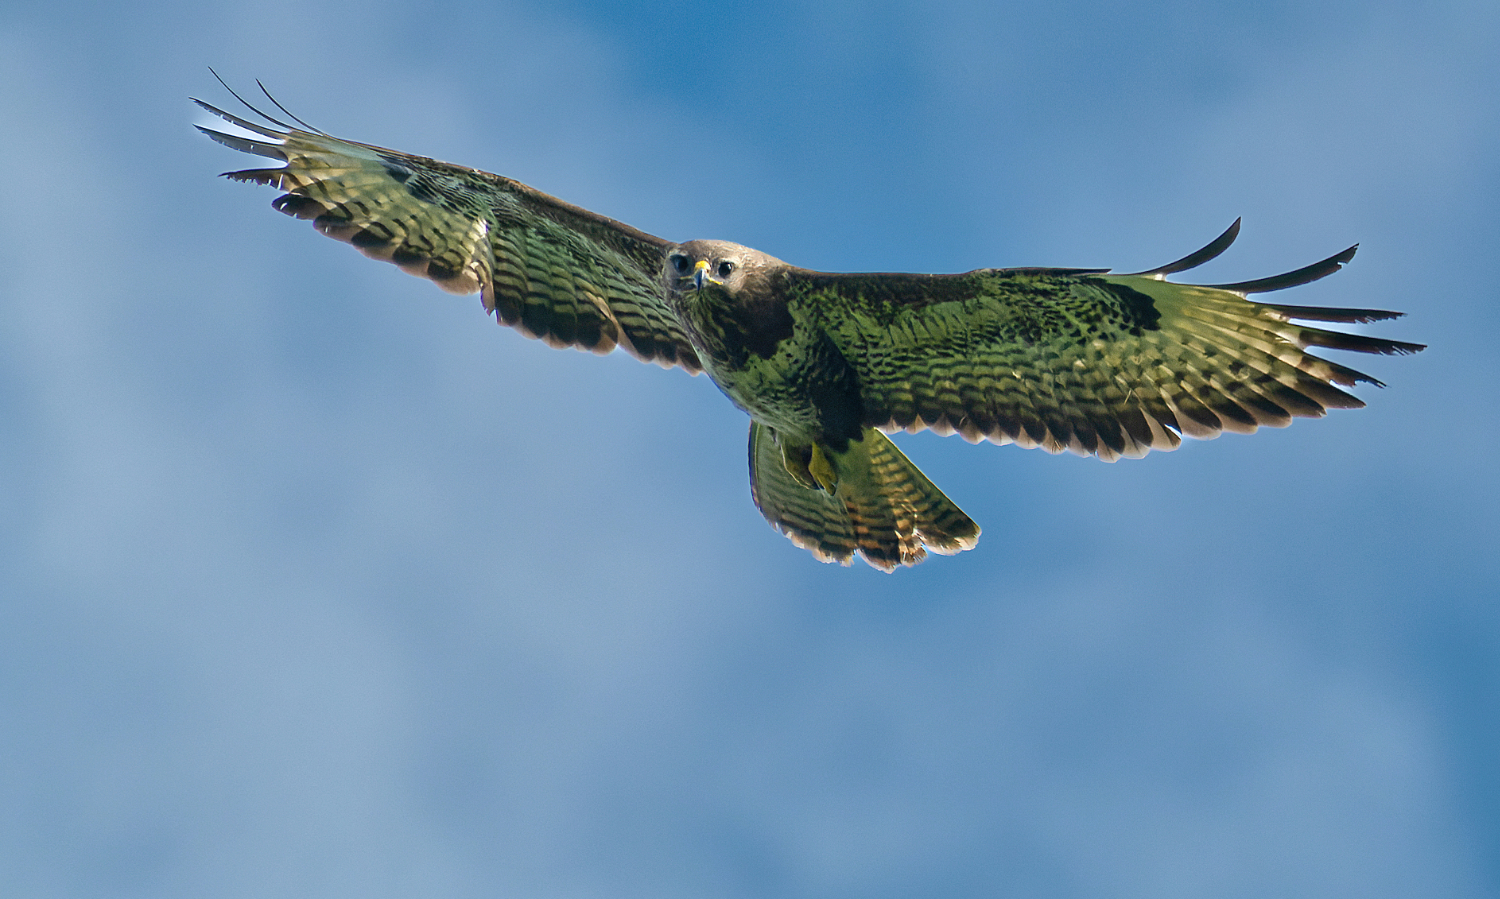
[[192, 98, 288, 141], [1127, 218, 1242, 278], [1209, 243, 1358, 294], [196, 125, 288, 161]]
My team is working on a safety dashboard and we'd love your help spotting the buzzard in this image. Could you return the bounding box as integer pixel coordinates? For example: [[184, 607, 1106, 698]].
[[196, 88, 1423, 572]]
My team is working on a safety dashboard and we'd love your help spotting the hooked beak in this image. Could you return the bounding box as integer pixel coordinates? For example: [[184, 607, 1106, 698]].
[[692, 258, 719, 290]]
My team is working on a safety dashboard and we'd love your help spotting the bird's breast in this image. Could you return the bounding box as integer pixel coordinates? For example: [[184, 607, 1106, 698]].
[[677, 293, 863, 444], [678, 290, 796, 371]]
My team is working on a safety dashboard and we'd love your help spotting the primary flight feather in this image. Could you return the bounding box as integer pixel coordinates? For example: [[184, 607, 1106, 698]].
[[196, 88, 1423, 572]]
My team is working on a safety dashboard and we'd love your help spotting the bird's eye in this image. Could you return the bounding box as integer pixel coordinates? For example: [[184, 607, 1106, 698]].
[[716, 261, 736, 279], [670, 254, 691, 274]]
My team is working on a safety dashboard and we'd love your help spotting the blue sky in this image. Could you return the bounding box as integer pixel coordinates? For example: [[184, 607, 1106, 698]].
[[1, 0, 1497, 896]]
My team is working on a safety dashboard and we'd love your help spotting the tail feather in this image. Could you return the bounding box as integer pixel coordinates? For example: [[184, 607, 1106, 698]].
[[749, 424, 979, 572]]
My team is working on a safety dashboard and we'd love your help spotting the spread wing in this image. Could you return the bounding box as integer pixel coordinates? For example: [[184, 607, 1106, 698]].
[[195, 97, 701, 372], [790, 221, 1424, 461]]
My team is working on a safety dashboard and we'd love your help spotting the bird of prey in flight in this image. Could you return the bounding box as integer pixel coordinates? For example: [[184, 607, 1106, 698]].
[[196, 85, 1423, 572]]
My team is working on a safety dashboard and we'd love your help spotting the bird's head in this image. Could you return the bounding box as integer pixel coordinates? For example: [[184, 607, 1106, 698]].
[[662, 240, 784, 310]]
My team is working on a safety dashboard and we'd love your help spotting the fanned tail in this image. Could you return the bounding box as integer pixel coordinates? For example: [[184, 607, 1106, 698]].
[[749, 423, 979, 571]]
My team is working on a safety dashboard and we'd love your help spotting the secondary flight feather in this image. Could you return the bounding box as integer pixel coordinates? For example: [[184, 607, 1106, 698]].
[[196, 84, 1424, 571]]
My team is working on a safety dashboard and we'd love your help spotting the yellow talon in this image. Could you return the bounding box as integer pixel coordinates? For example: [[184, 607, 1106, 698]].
[[776, 438, 839, 492], [778, 439, 817, 490], [808, 443, 839, 492]]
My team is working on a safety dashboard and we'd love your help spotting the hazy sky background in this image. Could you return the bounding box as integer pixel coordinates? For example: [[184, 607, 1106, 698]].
[[1, 0, 1496, 896]]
